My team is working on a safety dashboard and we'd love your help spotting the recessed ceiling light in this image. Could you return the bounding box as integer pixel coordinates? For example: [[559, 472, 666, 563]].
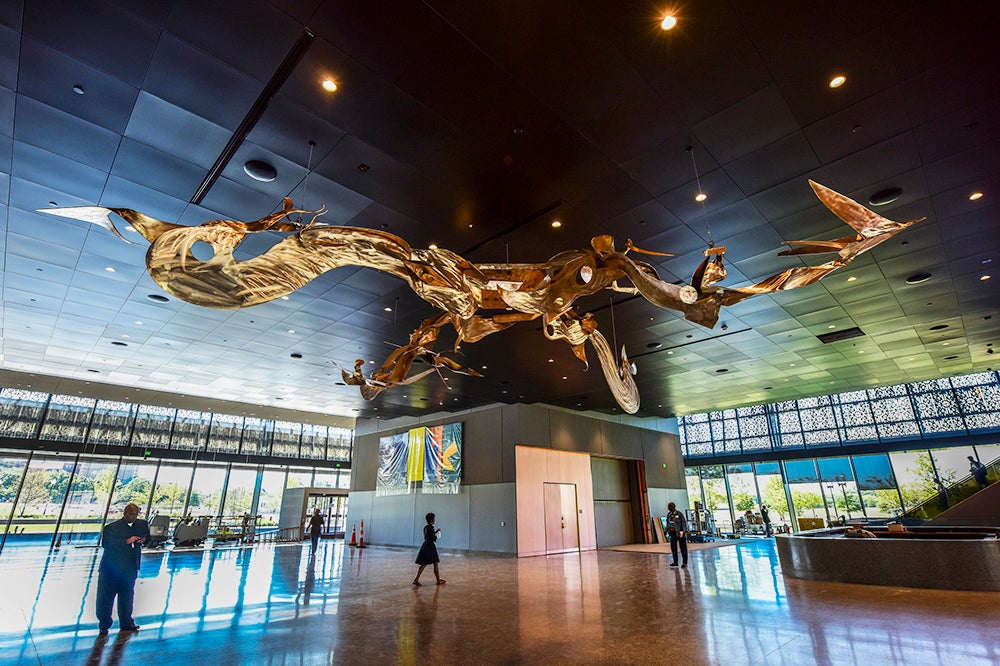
[[828, 324, 836, 329], [105, 266, 116, 273], [847, 276, 857, 282], [858, 350, 865, 354], [667, 351, 673, 355], [322, 79, 338, 92], [384, 306, 392, 312], [429, 244, 438, 249], [981, 275, 991, 281], [969, 192, 984, 201], [281, 295, 289, 300], [647, 342, 662, 349], [694, 192, 707, 202], [906, 272, 933, 285], [288, 329, 295, 334], [829, 75, 847, 88], [929, 324, 949, 331], [562, 376, 568, 380], [146, 294, 169, 303], [244, 160, 277, 182], [660, 15, 677, 30], [135, 321, 143, 325], [551, 220, 562, 228], [72, 84, 85, 95], [868, 187, 902, 206]]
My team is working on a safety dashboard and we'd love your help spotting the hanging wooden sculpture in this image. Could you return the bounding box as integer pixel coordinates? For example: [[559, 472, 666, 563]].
[[39, 180, 922, 414]]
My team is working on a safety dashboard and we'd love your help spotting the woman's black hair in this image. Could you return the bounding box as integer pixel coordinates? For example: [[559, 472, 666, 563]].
[[425, 512, 435, 523]]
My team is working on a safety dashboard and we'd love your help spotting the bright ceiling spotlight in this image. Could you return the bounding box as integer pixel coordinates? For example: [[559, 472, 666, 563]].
[[321, 79, 338, 92], [969, 192, 984, 201], [694, 192, 707, 202], [829, 75, 847, 88], [660, 14, 677, 30], [551, 220, 562, 228]]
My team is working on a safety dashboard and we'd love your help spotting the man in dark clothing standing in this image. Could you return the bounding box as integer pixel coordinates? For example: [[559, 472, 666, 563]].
[[760, 505, 772, 536], [97, 503, 150, 634], [666, 502, 688, 568], [969, 456, 989, 490], [308, 508, 324, 553]]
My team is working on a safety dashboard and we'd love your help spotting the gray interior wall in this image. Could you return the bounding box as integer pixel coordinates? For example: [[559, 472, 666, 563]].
[[592, 456, 633, 547], [347, 483, 516, 552], [348, 402, 685, 553]]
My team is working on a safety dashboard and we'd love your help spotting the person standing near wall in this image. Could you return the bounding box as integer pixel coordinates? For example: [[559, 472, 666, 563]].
[[308, 508, 324, 553], [413, 512, 445, 586], [666, 502, 688, 569], [96, 503, 150, 635]]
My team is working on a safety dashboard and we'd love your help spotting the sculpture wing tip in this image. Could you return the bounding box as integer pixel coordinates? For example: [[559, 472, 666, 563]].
[[36, 206, 140, 245]]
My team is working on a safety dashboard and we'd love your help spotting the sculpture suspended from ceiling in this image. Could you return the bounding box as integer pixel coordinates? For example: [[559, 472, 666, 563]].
[[40, 180, 923, 414]]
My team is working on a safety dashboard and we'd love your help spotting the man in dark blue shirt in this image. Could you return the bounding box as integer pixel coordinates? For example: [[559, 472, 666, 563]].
[[666, 502, 688, 568], [96, 503, 150, 634]]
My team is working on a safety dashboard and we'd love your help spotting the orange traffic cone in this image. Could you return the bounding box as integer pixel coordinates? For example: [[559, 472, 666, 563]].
[[349, 524, 357, 547], [358, 520, 366, 548]]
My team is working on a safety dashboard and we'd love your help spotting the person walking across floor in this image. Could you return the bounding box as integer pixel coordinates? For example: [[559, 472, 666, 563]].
[[96, 503, 150, 634], [969, 456, 990, 490], [666, 502, 688, 569], [308, 508, 324, 553], [413, 512, 445, 586]]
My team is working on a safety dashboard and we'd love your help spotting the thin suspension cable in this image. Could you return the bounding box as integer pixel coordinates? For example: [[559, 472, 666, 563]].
[[301, 141, 316, 213], [687, 145, 714, 247], [609, 295, 618, 354]]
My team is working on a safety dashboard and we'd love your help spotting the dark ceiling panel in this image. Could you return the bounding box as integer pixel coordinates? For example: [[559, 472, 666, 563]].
[[0, 0, 997, 424], [22, 0, 160, 85]]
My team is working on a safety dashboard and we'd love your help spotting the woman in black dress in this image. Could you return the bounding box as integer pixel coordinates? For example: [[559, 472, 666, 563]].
[[413, 512, 445, 586]]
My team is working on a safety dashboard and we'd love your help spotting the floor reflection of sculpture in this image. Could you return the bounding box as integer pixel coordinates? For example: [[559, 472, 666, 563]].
[[40, 181, 921, 413]]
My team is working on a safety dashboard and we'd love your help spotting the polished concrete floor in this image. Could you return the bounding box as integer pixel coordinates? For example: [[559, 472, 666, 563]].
[[1, 537, 998, 665]]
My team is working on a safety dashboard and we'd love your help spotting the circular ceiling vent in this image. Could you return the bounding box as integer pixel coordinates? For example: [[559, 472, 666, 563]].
[[929, 324, 949, 331], [905, 272, 932, 285], [868, 187, 902, 206], [243, 160, 277, 182], [146, 293, 169, 303]]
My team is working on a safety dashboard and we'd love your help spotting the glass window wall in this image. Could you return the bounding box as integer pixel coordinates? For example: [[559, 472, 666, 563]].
[[59, 457, 117, 544], [38, 395, 96, 442], [171, 409, 210, 451], [150, 463, 194, 518], [0, 389, 48, 438], [680, 370, 1000, 457], [87, 400, 136, 446]]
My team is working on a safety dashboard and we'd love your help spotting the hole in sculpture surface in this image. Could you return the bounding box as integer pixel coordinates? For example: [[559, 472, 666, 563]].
[[190, 241, 215, 261]]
